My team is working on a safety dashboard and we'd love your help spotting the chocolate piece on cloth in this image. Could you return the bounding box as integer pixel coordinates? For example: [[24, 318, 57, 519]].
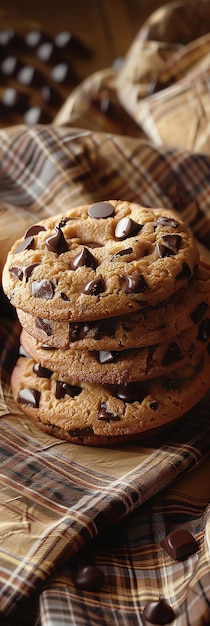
[[0, 1, 210, 625]]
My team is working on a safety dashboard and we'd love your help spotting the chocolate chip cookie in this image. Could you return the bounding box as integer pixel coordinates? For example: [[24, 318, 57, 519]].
[[11, 351, 210, 446], [16, 260, 210, 350], [2, 200, 200, 322]]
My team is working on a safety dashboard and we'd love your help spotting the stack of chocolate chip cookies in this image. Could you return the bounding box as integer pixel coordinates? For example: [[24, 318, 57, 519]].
[[2, 200, 210, 446]]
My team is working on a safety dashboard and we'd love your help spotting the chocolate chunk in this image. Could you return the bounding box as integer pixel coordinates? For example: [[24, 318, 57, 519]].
[[17, 388, 40, 408], [111, 247, 133, 260], [55, 380, 82, 399], [23, 263, 40, 281], [60, 292, 69, 300], [120, 272, 147, 293], [35, 317, 52, 336], [150, 401, 159, 411], [115, 217, 142, 240], [94, 318, 117, 340], [68, 426, 94, 438], [9, 266, 23, 280], [197, 318, 210, 342], [24, 224, 46, 237], [114, 382, 145, 403], [74, 565, 104, 591], [157, 234, 181, 257], [88, 201, 115, 219], [175, 263, 192, 280], [71, 246, 98, 270], [191, 301, 209, 324], [98, 402, 120, 421], [143, 598, 176, 624], [82, 276, 105, 296], [98, 350, 120, 364], [46, 226, 68, 254], [33, 363, 52, 378], [162, 341, 183, 366], [154, 216, 179, 229], [68, 321, 92, 342], [14, 236, 34, 254], [161, 529, 199, 560], [32, 279, 54, 299]]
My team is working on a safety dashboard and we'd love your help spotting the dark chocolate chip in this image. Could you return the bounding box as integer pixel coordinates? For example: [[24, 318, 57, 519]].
[[114, 382, 145, 403], [162, 341, 183, 366], [60, 292, 69, 300], [68, 321, 92, 342], [68, 426, 94, 438], [46, 226, 68, 254], [82, 276, 105, 296], [120, 272, 147, 293], [191, 302, 209, 324], [157, 234, 182, 257], [150, 401, 159, 411], [33, 363, 52, 378], [35, 317, 52, 336], [111, 247, 133, 260], [71, 246, 98, 270], [24, 224, 46, 237], [154, 216, 179, 229], [164, 377, 179, 391], [9, 266, 23, 280], [55, 380, 82, 399], [161, 529, 199, 560], [115, 217, 142, 240], [14, 236, 34, 254], [143, 598, 176, 624], [23, 263, 40, 281], [197, 318, 210, 342], [175, 263, 192, 280], [17, 388, 40, 408], [94, 318, 117, 340], [32, 279, 54, 299], [74, 565, 104, 591], [98, 350, 120, 364], [98, 402, 120, 421], [88, 201, 115, 219]]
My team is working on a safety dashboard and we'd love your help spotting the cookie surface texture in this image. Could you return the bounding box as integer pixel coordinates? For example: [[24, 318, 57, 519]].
[[3, 200, 200, 321]]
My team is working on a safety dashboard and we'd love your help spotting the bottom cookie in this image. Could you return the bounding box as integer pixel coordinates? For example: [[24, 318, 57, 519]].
[[10, 349, 210, 446]]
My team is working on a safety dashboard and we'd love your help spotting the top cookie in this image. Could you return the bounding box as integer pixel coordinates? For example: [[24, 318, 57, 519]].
[[2, 200, 200, 322]]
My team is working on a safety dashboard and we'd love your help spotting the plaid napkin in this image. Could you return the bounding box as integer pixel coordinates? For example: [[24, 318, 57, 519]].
[[0, 1, 210, 624]]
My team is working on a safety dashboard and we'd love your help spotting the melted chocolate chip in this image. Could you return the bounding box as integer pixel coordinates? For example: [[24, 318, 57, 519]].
[[98, 350, 120, 364], [17, 388, 40, 408], [33, 363, 52, 378], [88, 201, 114, 219], [68, 321, 92, 342], [9, 266, 23, 280], [143, 598, 176, 624], [120, 272, 147, 293], [98, 402, 120, 421], [114, 382, 145, 403], [162, 342, 183, 366], [111, 247, 133, 260], [82, 276, 105, 296], [24, 224, 46, 237], [32, 279, 54, 299], [115, 217, 142, 240], [60, 292, 69, 300], [94, 318, 117, 340], [197, 318, 210, 342], [55, 380, 82, 399], [74, 565, 104, 591], [14, 236, 34, 254], [46, 226, 68, 254], [154, 216, 179, 229], [157, 234, 181, 257], [71, 246, 98, 270], [175, 263, 192, 280], [35, 317, 52, 336], [23, 263, 40, 281], [161, 529, 199, 560], [191, 301, 209, 324]]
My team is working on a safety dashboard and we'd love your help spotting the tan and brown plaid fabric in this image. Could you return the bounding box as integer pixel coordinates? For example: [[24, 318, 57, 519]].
[[0, 1, 210, 624]]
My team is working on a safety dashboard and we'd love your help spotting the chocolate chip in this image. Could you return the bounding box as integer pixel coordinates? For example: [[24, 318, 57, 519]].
[[24, 224, 46, 237], [14, 236, 34, 254], [35, 317, 52, 336], [164, 377, 179, 391], [74, 565, 104, 591], [115, 217, 142, 240], [60, 292, 69, 300], [94, 318, 117, 340], [46, 226, 68, 254], [98, 350, 120, 364], [150, 401, 159, 411], [32, 279, 54, 299], [162, 341, 183, 366], [114, 382, 145, 403], [68, 321, 92, 342], [157, 234, 182, 257], [191, 302, 209, 324], [55, 380, 82, 399], [120, 272, 147, 293], [33, 363, 52, 378], [111, 247, 133, 260], [68, 427, 94, 438], [9, 266, 23, 280], [143, 598, 176, 624], [175, 263, 192, 280], [161, 529, 199, 560], [17, 388, 40, 408], [82, 276, 105, 296], [88, 201, 115, 219], [98, 402, 120, 421], [154, 216, 179, 229], [23, 263, 40, 281], [71, 246, 98, 270], [197, 318, 210, 342]]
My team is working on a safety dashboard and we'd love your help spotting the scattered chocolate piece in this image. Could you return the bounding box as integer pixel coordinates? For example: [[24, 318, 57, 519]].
[[35, 317, 52, 336], [9, 266, 23, 280], [98, 402, 120, 421], [143, 597, 176, 624], [60, 292, 69, 300], [111, 247, 133, 260], [191, 301, 209, 324], [14, 236, 34, 254], [23, 263, 40, 281], [17, 388, 40, 408], [68, 321, 92, 342], [157, 234, 181, 257], [114, 382, 145, 403], [55, 380, 82, 399], [115, 216, 142, 240], [46, 226, 68, 254], [68, 427, 94, 438], [74, 565, 104, 591], [88, 201, 115, 219], [33, 363, 52, 378], [120, 272, 147, 293], [82, 276, 105, 296], [161, 529, 199, 560], [71, 246, 98, 270], [24, 224, 46, 237], [32, 279, 54, 299]]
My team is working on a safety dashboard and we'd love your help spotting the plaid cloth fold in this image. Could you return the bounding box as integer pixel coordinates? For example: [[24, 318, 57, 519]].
[[1, 1, 210, 624]]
